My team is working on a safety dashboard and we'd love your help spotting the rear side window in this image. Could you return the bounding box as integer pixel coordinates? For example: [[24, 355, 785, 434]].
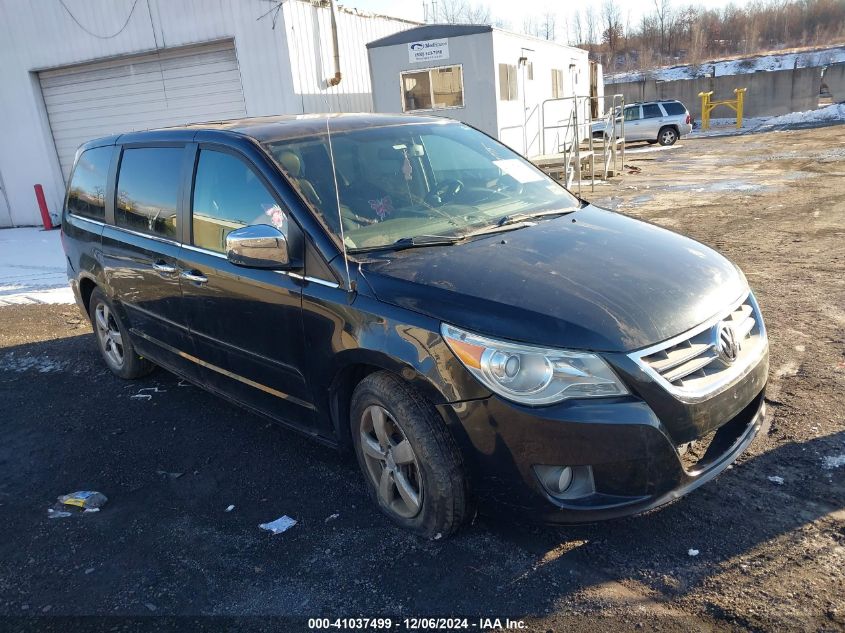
[[66, 146, 112, 221], [191, 149, 282, 253], [115, 147, 183, 239], [642, 104, 662, 118], [661, 102, 687, 116]]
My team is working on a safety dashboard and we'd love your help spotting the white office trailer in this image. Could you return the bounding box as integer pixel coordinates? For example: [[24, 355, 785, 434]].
[[366, 25, 603, 159], [0, 0, 417, 227]]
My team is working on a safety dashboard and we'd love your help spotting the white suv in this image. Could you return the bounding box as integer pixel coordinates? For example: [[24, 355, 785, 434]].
[[593, 100, 693, 146]]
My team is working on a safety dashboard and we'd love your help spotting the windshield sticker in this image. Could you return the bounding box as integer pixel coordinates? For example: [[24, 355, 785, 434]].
[[368, 196, 394, 221], [493, 159, 545, 184]]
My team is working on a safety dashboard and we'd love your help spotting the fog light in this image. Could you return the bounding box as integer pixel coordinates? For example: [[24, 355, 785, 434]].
[[535, 465, 573, 495], [533, 464, 596, 500]]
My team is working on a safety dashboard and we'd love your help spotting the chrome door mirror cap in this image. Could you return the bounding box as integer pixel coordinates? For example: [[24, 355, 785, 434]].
[[226, 224, 291, 269]]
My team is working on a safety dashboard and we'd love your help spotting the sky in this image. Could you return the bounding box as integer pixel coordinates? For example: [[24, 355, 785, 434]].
[[349, 0, 750, 37]]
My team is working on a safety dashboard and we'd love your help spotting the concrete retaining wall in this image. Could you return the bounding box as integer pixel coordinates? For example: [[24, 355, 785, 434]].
[[822, 62, 845, 102], [606, 67, 823, 119]]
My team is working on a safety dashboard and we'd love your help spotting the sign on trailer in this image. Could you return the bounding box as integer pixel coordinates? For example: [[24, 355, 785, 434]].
[[408, 38, 449, 63]]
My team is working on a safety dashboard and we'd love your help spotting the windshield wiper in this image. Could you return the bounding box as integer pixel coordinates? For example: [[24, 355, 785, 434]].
[[348, 234, 464, 254], [495, 208, 578, 227]]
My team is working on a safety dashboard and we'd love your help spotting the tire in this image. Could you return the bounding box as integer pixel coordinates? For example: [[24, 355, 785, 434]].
[[658, 126, 678, 146], [350, 371, 468, 538], [88, 288, 154, 379]]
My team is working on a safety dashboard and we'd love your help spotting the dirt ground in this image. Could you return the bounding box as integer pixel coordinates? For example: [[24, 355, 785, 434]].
[[0, 125, 843, 632]]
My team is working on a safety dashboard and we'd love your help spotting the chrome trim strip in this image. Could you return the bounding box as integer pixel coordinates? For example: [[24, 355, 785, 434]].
[[108, 224, 181, 247], [631, 290, 749, 357], [131, 329, 315, 411], [628, 291, 768, 404], [285, 271, 340, 288], [93, 221, 341, 289], [68, 213, 106, 228], [181, 243, 227, 259]]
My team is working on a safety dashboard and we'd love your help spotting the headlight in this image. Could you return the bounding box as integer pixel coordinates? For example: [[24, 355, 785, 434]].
[[441, 324, 628, 405]]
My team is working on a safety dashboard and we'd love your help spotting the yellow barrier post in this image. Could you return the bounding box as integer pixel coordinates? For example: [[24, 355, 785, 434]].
[[698, 88, 746, 131], [734, 88, 746, 129], [698, 91, 713, 131]]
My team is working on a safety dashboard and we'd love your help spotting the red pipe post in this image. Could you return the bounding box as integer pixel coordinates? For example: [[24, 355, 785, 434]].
[[34, 184, 54, 230]]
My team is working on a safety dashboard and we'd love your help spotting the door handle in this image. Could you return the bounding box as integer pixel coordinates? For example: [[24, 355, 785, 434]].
[[152, 261, 178, 274], [181, 270, 208, 284]]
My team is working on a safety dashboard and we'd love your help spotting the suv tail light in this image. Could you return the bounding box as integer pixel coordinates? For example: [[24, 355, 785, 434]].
[[686, 114, 692, 124]]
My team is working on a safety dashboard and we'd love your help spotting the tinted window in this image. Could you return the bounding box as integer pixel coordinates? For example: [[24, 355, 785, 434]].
[[624, 106, 641, 121], [642, 104, 662, 118], [662, 101, 687, 116], [192, 149, 282, 253], [67, 146, 111, 221], [115, 147, 182, 239]]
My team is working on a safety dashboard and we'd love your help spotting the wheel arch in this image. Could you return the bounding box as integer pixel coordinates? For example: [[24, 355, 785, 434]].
[[78, 274, 98, 315], [327, 350, 454, 452]]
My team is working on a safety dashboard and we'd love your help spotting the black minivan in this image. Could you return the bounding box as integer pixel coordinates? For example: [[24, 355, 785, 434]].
[[61, 114, 768, 537]]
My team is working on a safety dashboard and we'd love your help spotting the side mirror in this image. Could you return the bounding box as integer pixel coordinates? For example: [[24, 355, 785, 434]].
[[226, 224, 293, 269]]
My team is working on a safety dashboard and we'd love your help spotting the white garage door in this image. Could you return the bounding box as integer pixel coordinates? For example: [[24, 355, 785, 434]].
[[39, 40, 247, 179]]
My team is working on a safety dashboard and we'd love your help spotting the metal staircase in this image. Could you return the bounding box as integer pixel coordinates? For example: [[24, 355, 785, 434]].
[[530, 94, 625, 196]]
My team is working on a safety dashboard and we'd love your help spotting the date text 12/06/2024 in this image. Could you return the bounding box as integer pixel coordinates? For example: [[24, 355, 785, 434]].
[[307, 618, 527, 630]]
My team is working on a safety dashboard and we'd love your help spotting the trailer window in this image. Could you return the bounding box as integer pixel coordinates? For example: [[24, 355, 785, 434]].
[[551, 69, 565, 98], [498, 64, 518, 101], [401, 65, 464, 112]]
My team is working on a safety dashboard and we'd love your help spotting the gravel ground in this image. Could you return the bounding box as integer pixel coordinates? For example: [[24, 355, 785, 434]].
[[0, 125, 843, 632]]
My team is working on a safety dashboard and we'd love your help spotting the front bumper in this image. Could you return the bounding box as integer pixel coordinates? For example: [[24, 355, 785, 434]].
[[438, 348, 768, 524]]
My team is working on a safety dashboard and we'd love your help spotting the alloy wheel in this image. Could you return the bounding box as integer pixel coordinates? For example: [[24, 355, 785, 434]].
[[359, 404, 423, 519], [94, 303, 124, 369], [660, 129, 677, 145]]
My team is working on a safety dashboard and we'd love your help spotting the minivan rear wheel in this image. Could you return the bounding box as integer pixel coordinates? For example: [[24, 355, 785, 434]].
[[89, 288, 154, 379], [350, 371, 468, 538]]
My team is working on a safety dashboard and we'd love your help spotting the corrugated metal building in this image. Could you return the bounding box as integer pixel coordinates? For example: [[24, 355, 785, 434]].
[[0, 0, 416, 227]]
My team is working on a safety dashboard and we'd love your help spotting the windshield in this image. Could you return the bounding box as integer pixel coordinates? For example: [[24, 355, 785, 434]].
[[263, 122, 580, 251]]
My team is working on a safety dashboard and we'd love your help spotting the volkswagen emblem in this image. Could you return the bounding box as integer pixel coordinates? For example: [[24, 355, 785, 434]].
[[716, 322, 740, 364]]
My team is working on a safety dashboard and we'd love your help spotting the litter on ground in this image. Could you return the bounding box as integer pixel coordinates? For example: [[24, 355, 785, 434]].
[[225, 505, 235, 513], [259, 515, 297, 534], [688, 549, 700, 557], [767, 476, 785, 485], [58, 491, 108, 510]]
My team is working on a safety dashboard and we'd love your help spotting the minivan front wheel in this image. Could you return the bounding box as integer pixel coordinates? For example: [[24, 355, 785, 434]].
[[658, 126, 678, 146], [350, 371, 468, 538], [89, 288, 154, 379]]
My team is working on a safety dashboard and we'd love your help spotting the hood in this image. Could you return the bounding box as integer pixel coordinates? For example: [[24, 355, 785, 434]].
[[359, 205, 748, 353]]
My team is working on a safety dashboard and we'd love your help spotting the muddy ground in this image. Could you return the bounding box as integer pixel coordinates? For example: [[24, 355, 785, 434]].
[[0, 125, 843, 631]]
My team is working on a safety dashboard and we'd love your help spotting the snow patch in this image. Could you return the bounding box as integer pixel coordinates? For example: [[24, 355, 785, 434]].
[[607, 45, 845, 83], [822, 455, 845, 470], [0, 352, 68, 373], [0, 227, 74, 307], [760, 103, 845, 128]]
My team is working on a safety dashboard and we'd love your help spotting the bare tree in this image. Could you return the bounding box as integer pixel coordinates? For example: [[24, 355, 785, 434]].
[[435, 0, 492, 25], [541, 10, 556, 41], [653, 0, 671, 60], [585, 6, 598, 54], [571, 9, 583, 46], [602, 0, 623, 69]]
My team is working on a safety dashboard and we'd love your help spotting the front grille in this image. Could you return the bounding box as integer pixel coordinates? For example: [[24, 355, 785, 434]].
[[630, 293, 767, 401]]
